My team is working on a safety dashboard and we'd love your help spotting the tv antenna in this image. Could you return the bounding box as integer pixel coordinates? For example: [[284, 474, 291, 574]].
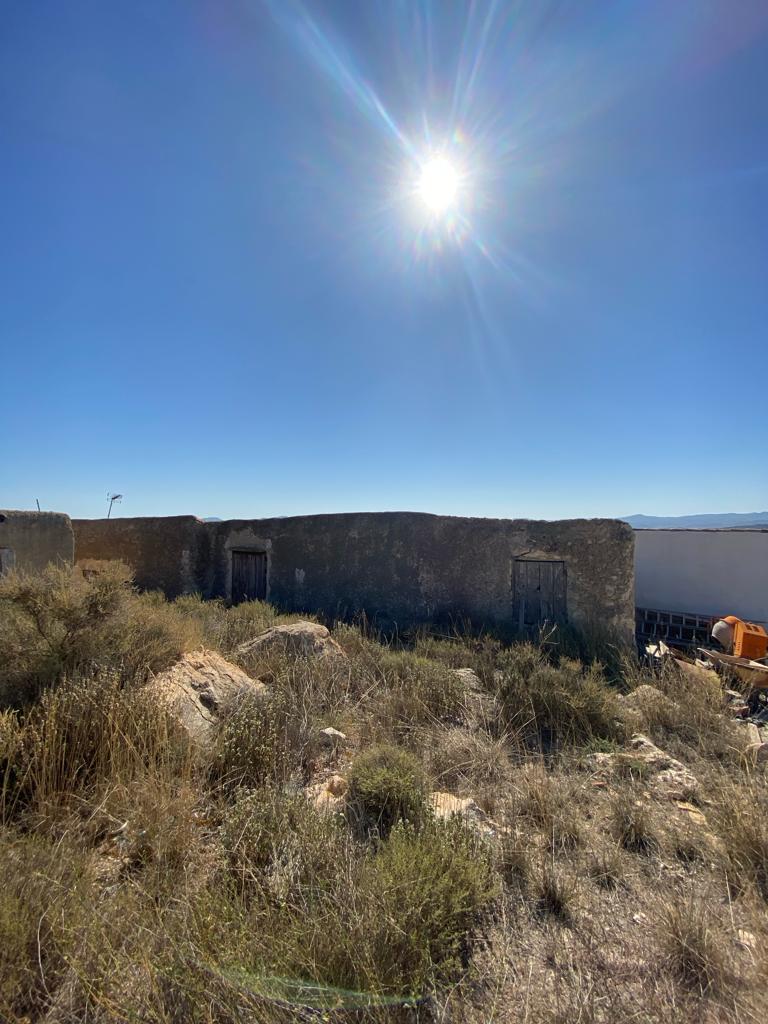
[[107, 493, 123, 518]]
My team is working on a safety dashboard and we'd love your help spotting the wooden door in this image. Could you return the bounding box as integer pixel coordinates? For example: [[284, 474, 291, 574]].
[[513, 560, 566, 630], [0, 548, 15, 577], [231, 550, 267, 603]]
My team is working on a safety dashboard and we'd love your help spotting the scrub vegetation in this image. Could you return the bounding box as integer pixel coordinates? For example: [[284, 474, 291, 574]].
[[0, 565, 766, 1023]]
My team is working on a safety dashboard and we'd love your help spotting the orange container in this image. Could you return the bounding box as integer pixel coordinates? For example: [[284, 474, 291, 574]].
[[732, 620, 768, 660]]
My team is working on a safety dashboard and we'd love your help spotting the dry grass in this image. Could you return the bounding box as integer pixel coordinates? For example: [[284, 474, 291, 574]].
[[610, 792, 660, 855], [659, 898, 734, 995], [1, 565, 767, 1022]]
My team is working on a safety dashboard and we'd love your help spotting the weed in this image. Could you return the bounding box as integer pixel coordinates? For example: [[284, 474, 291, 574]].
[[610, 793, 659, 855], [588, 846, 624, 889], [494, 645, 624, 749], [660, 899, 732, 994], [534, 860, 578, 921]]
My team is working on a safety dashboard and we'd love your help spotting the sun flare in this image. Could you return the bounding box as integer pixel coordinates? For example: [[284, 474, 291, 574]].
[[418, 156, 459, 213]]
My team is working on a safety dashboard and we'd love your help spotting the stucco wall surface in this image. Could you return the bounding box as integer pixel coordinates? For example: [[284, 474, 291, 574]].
[[75, 513, 634, 640], [0, 510, 74, 574], [73, 516, 202, 598], [635, 529, 768, 624]]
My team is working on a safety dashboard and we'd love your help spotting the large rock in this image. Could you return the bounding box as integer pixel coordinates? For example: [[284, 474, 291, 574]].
[[147, 649, 266, 742], [237, 621, 347, 663]]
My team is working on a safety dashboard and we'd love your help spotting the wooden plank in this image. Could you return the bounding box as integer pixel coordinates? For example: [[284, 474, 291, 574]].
[[539, 561, 553, 622], [553, 562, 566, 622]]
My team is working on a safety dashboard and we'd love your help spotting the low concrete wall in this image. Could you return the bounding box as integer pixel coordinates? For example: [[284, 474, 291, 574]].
[[0, 510, 74, 574], [635, 529, 768, 624], [74, 512, 635, 641]]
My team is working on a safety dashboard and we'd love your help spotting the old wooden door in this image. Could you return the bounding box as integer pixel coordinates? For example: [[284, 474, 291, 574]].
[[513, 560, 566, 630], [231, 550, 267, 603]]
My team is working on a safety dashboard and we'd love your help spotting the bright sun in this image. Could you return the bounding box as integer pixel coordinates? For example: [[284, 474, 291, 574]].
[[418, 156, 459, 213]]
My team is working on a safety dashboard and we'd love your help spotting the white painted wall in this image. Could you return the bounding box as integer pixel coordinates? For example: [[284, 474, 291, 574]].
[[634, 530, 768, 624]]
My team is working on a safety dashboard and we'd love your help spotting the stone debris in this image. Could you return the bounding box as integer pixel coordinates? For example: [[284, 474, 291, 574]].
[[147, 649, 266, 742], [674, 801, 708, 827], [307, 774, 348, 814], [673, 658, 721, 688], [429, 791, 497, 836], [318, 726, 347, 749], [587, 733, 698, 799], [237, 621, 347, 663]]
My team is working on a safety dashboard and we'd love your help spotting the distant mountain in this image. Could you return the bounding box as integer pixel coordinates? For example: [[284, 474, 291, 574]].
[[623, 512, 768, 529], [201, 516, 222, 522]]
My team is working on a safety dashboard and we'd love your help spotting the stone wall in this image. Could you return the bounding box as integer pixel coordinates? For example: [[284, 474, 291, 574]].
[[0, 510, 74, 575], [74, 512, 635, 641]]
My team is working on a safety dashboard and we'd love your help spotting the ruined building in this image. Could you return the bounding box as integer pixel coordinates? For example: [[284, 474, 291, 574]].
[[0, 510, 74, 576], [72, 512, 635, 641]]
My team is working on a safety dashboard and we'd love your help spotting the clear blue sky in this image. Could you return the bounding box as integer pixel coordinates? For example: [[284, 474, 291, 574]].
[[3, 1, 767, 521]]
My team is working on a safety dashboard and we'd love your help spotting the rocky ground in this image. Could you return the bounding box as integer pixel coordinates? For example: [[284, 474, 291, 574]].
[[0, 564, 766, 1022]]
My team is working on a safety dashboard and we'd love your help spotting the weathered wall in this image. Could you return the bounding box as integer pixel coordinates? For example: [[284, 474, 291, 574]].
[[635, 528, 768, 624], [74, 512, 635, 640], [0, 510, 74, 574], [72, 516, 203, 598]]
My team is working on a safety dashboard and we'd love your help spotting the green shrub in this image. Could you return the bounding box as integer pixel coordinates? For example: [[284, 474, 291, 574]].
[[353, 820, 498, 988], [494, 645, 623, 748], [347, 744, 428, 836], [253, 818, 497, 998]]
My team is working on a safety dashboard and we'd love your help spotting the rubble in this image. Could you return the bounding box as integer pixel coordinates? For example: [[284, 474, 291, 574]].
[[318, 726, 347, 749], [307, 774, 348, 814], [429, 791, 496, 836], [587, 733, 698, 800]]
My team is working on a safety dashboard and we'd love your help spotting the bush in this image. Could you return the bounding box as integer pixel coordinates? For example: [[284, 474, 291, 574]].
[[253, 818, 497, 998], [220, 789, 348, 900], [494, 644, 623, 748], [0, 564, 198, 707], [376, 651, 466, 733], [209, 689, 307, 792], [354, 820, 498, 988], [347, 744, 428, 837], [172, 594, 286, 653]]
